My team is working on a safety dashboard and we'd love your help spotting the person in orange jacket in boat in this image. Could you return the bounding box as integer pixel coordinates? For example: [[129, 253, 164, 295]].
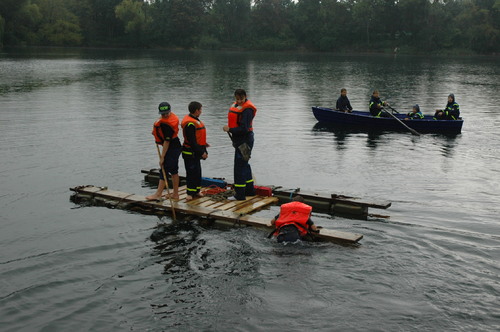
[[146, 102, 182, 201], [269, 196, 320, 243]]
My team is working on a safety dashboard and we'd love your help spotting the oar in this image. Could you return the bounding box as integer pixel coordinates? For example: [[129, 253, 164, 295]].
[[155, 144, 177, 220], [384, 105, 421, 136]]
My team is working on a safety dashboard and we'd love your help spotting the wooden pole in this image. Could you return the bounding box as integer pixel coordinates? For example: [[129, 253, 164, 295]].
[[156, 144, 177, 220], [385, 106, 421, 136]]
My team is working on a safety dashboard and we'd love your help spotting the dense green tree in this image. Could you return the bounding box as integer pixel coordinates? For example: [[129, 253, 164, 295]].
[[33, 0, 83, 46], [72, 0, 125, 46], [457, 0, 499, 53], [210, 0, 251, 45], [0, 0, 34, 45], [251, 0, 296, 50], [0, 0, 30, 21], [292, 0, 321, 49], [396, 0, 430, 48], [0, 0, 498, 53], [38, 19, 82, 45], [115, 0, 150, 46], [7, 2, 42, 45], [0, 15, 4, 47], [148, 0, 210, 48], [317, 0, 353, 51], [351, 0, 371, 46]]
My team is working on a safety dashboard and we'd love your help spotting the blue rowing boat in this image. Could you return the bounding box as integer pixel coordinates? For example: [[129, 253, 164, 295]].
[[312, 107, 463, 135]]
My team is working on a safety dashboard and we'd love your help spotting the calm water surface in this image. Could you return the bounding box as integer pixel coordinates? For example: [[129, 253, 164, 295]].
[[0, 48, 499, 331]]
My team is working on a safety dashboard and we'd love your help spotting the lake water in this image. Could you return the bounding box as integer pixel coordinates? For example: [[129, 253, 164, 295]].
[[0, 48, 499, 331]]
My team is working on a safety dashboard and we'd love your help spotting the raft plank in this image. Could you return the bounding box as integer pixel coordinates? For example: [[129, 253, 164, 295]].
[[233, 197, 279, 215], [199, 200, 232, 210], [187, 196, 213, 206], [208, 210, 271, 228], [167, 201, 214, 217], [226, 196, 263, 212], [198, 199, 225, 208], [315, 228, 363, 243], [203, 200, 231, 209], [215, 197, 260, 211]]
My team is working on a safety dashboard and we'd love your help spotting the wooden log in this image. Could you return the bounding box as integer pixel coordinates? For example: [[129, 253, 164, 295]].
[[331, 203, 368, 216]]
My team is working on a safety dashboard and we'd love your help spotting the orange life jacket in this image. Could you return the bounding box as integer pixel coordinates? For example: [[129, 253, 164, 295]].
[[227, 99, 257, 130], [181, 114, 207, 148], [152, 113, 179, 144], [275, 201, 312, 237]]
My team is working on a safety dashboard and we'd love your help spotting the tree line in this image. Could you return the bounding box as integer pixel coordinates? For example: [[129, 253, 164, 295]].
[[1, 0, 499, 54]]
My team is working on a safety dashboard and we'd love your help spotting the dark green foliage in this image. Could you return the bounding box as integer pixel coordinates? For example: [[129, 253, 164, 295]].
[[0, 0, 498, 53], [0, 15, 4, 47]]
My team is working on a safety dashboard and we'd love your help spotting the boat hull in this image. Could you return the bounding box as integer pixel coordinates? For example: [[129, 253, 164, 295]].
[[312, 107, 463, 135]]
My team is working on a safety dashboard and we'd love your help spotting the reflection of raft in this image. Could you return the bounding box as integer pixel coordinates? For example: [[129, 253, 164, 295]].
[[70, 185, 363, 244], [140, 169, 392, 219]]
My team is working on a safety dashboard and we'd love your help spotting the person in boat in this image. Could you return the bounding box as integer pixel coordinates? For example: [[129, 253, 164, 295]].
[[336, 88, 353, 112], [181, 101, 208, 201], [369, 90, 390, 117], [223, 89, 256, 201], [405, 104, 424, 120], [434, 94, 460, 120], [270, 196, 320, 243], [146, 102, 182, 201]]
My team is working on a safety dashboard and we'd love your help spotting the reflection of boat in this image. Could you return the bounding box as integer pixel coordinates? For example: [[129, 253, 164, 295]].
[[312, 122, 385, 150], [312, 107, 463, 135]]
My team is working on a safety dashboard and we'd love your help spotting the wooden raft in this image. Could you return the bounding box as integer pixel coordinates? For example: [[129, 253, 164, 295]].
[[141, 169, 391, 219], [70, 185, 363, 244]]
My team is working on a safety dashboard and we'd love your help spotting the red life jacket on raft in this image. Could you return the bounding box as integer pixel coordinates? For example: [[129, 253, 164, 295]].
[[227, 99, 257, 130], [181, 114, 207, 149], [274, 201, 313, 237], [152, 113, 179, 145]]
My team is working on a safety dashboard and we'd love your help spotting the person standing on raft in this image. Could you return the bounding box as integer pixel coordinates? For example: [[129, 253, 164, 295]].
[[146, 102, 182, 201], [223, 89, 256, 201], [181, 101, 208, 202], [270, 196, 320, 243]]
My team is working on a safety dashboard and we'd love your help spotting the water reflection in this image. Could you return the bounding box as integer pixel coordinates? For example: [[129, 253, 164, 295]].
[[312, 121, 462, 154], [434, 135, 461, 158], [312, 122, 385, 150]]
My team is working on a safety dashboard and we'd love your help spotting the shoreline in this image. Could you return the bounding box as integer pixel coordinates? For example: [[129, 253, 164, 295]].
[[1, 45, 498, 58]]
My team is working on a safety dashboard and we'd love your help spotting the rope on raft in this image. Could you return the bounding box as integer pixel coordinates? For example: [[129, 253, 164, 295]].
[[201, 185, 235, 201]]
